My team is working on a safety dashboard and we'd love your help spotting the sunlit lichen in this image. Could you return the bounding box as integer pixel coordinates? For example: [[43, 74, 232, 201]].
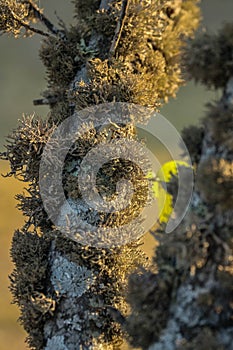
[[0, 0, 202, 349]]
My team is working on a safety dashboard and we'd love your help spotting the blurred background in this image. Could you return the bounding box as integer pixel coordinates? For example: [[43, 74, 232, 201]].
[[0, 1, 233, 349]]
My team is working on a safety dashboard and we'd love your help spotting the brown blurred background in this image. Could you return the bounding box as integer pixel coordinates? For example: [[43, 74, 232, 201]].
[[1, 1, 233, 349]]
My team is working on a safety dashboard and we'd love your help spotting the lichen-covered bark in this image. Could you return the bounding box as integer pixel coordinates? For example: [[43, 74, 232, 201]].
[[125, 24, 233, 350], [1, 0, 200, 349]]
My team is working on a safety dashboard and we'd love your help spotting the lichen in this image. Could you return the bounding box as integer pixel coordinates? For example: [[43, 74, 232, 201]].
[[50, 253, 95, 298], [125, 21, 233, 350], [45, 335, 68, 350], [0, 0, 201, 349]]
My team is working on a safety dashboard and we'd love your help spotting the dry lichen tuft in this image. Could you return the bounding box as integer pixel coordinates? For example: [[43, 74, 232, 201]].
[[39, 32, 82, 88], [1, 115, 55, 182], [0, 0, 36, 37], [38, 0, 201, 121], [1, 0, 201, 348], [68, 0, 200, 111], [10, 229, 52, 349]]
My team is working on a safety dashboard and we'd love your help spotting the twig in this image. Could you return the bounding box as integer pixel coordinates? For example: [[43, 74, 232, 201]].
[[55, 11, 68, 32], [24, 0, 63, 36], [10, 9, 49, 37], [109, 0, 130, 58], [105, 306, 126, 325], [33, 96, 59, 106]]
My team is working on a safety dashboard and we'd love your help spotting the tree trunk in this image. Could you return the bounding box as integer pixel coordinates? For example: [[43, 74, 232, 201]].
[[125, 24, 233, 350], [1, 0, 200, 349]]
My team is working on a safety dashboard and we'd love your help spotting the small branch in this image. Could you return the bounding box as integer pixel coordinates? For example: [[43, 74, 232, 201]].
[[24, 0, 64, 37], [11, 9, 49, 37], [33, 98, 50, 106], [106, 306, 126, 326], [109, 0, 130, 58], [33, 96, 59, 106]]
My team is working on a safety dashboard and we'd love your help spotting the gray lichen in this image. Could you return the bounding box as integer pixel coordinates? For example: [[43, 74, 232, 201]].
[[50, 253, 95, 298], [1, 0, 201, 349], [45, 336, 68, 350], [148, 320, 181, 350], [125, 22, 233, 350]]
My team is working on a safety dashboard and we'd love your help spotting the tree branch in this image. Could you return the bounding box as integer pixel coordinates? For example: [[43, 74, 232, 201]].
[[10, 9, 50, 37], [24, 0, 64, 37], [33, 96, 59, 106], [109, 0, 129, 58]]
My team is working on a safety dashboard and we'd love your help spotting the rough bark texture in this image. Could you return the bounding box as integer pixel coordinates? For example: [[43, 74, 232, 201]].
[[1, 1, 200, 349]]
